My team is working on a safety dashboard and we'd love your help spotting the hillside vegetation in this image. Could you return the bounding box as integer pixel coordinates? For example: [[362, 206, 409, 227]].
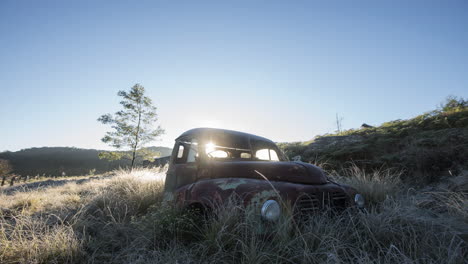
[[279, 97, 468, 183], [0, 146, 172, 176]]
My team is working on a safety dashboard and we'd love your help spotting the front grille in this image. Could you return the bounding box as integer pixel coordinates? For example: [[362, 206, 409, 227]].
[[296, 194, 320, 213], [295, 191, 348, 215], [329, 191, 348, 209]]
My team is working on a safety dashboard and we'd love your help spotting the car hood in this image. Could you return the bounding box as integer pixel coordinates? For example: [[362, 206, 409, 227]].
[[209, 161, 328, 185]]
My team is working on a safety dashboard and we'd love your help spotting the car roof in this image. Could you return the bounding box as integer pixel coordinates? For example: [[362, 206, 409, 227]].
[[176, 127, 274, 143]]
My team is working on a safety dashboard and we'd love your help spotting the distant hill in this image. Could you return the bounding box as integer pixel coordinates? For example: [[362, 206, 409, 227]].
[[0, 146, 172, 176], [144, 146, 173, 157], [279, 97, 468, 182]]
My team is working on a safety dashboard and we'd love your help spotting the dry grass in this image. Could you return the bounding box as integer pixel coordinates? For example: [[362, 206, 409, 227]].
[[329, 164, 403, 206], [0, 167, 466, 263], [0, 214, 84, 264]]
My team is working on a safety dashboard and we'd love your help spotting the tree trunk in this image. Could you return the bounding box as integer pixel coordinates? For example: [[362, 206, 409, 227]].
[[1, 176, 6, 186], [10, 176, 15, 186], [131, 104, 142, 170], [131, 146, 137, 170]]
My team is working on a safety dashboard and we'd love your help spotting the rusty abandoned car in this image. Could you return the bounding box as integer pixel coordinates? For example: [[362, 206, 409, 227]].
[[163, 128, 364, 221]]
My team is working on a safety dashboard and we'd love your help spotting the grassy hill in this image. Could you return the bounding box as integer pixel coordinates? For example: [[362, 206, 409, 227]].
[[279, 97, 468, 183], [0, 146, 172, 176]]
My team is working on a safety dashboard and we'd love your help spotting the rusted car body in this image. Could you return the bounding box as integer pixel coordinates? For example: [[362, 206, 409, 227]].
[[164, 128, 364, 220]]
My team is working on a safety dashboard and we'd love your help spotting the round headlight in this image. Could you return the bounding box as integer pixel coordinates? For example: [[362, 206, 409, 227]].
[[261, 200, 281, 221], [354, 194, 365, 208]]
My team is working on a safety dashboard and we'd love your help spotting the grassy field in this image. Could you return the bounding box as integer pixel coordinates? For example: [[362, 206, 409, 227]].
[[0, 167, 466, 263]]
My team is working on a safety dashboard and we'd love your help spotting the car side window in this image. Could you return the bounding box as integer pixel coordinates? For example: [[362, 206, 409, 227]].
[[177, 145, 184, 159], [187, 143, 198, 163], [175, 144, 186, 164], [255, 148, 280, 161], [175, 140, 198, 164], [269, 149, 279, 161]]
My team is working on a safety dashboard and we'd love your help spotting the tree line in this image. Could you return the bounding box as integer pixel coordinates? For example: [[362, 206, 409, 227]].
[[0, 146, 172, 177]]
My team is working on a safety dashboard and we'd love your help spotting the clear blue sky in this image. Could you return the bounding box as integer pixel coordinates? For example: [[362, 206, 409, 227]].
[[0, 0, 467, 151]]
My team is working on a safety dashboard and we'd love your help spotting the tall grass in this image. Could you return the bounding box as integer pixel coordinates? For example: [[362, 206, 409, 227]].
[[0, 214, 85, 263], [329, 164, 403, 206], [0, 167, 466, 263]]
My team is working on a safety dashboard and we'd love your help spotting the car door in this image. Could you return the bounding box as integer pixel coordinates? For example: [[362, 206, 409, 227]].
[[172, 140, 199, 190]]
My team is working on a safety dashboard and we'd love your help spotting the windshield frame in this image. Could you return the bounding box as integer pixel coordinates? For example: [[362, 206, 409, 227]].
[[192, 136, 287, 162]]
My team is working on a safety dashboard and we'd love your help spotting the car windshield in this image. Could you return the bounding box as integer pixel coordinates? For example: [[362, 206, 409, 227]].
[[204, 137, 286, 162]]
